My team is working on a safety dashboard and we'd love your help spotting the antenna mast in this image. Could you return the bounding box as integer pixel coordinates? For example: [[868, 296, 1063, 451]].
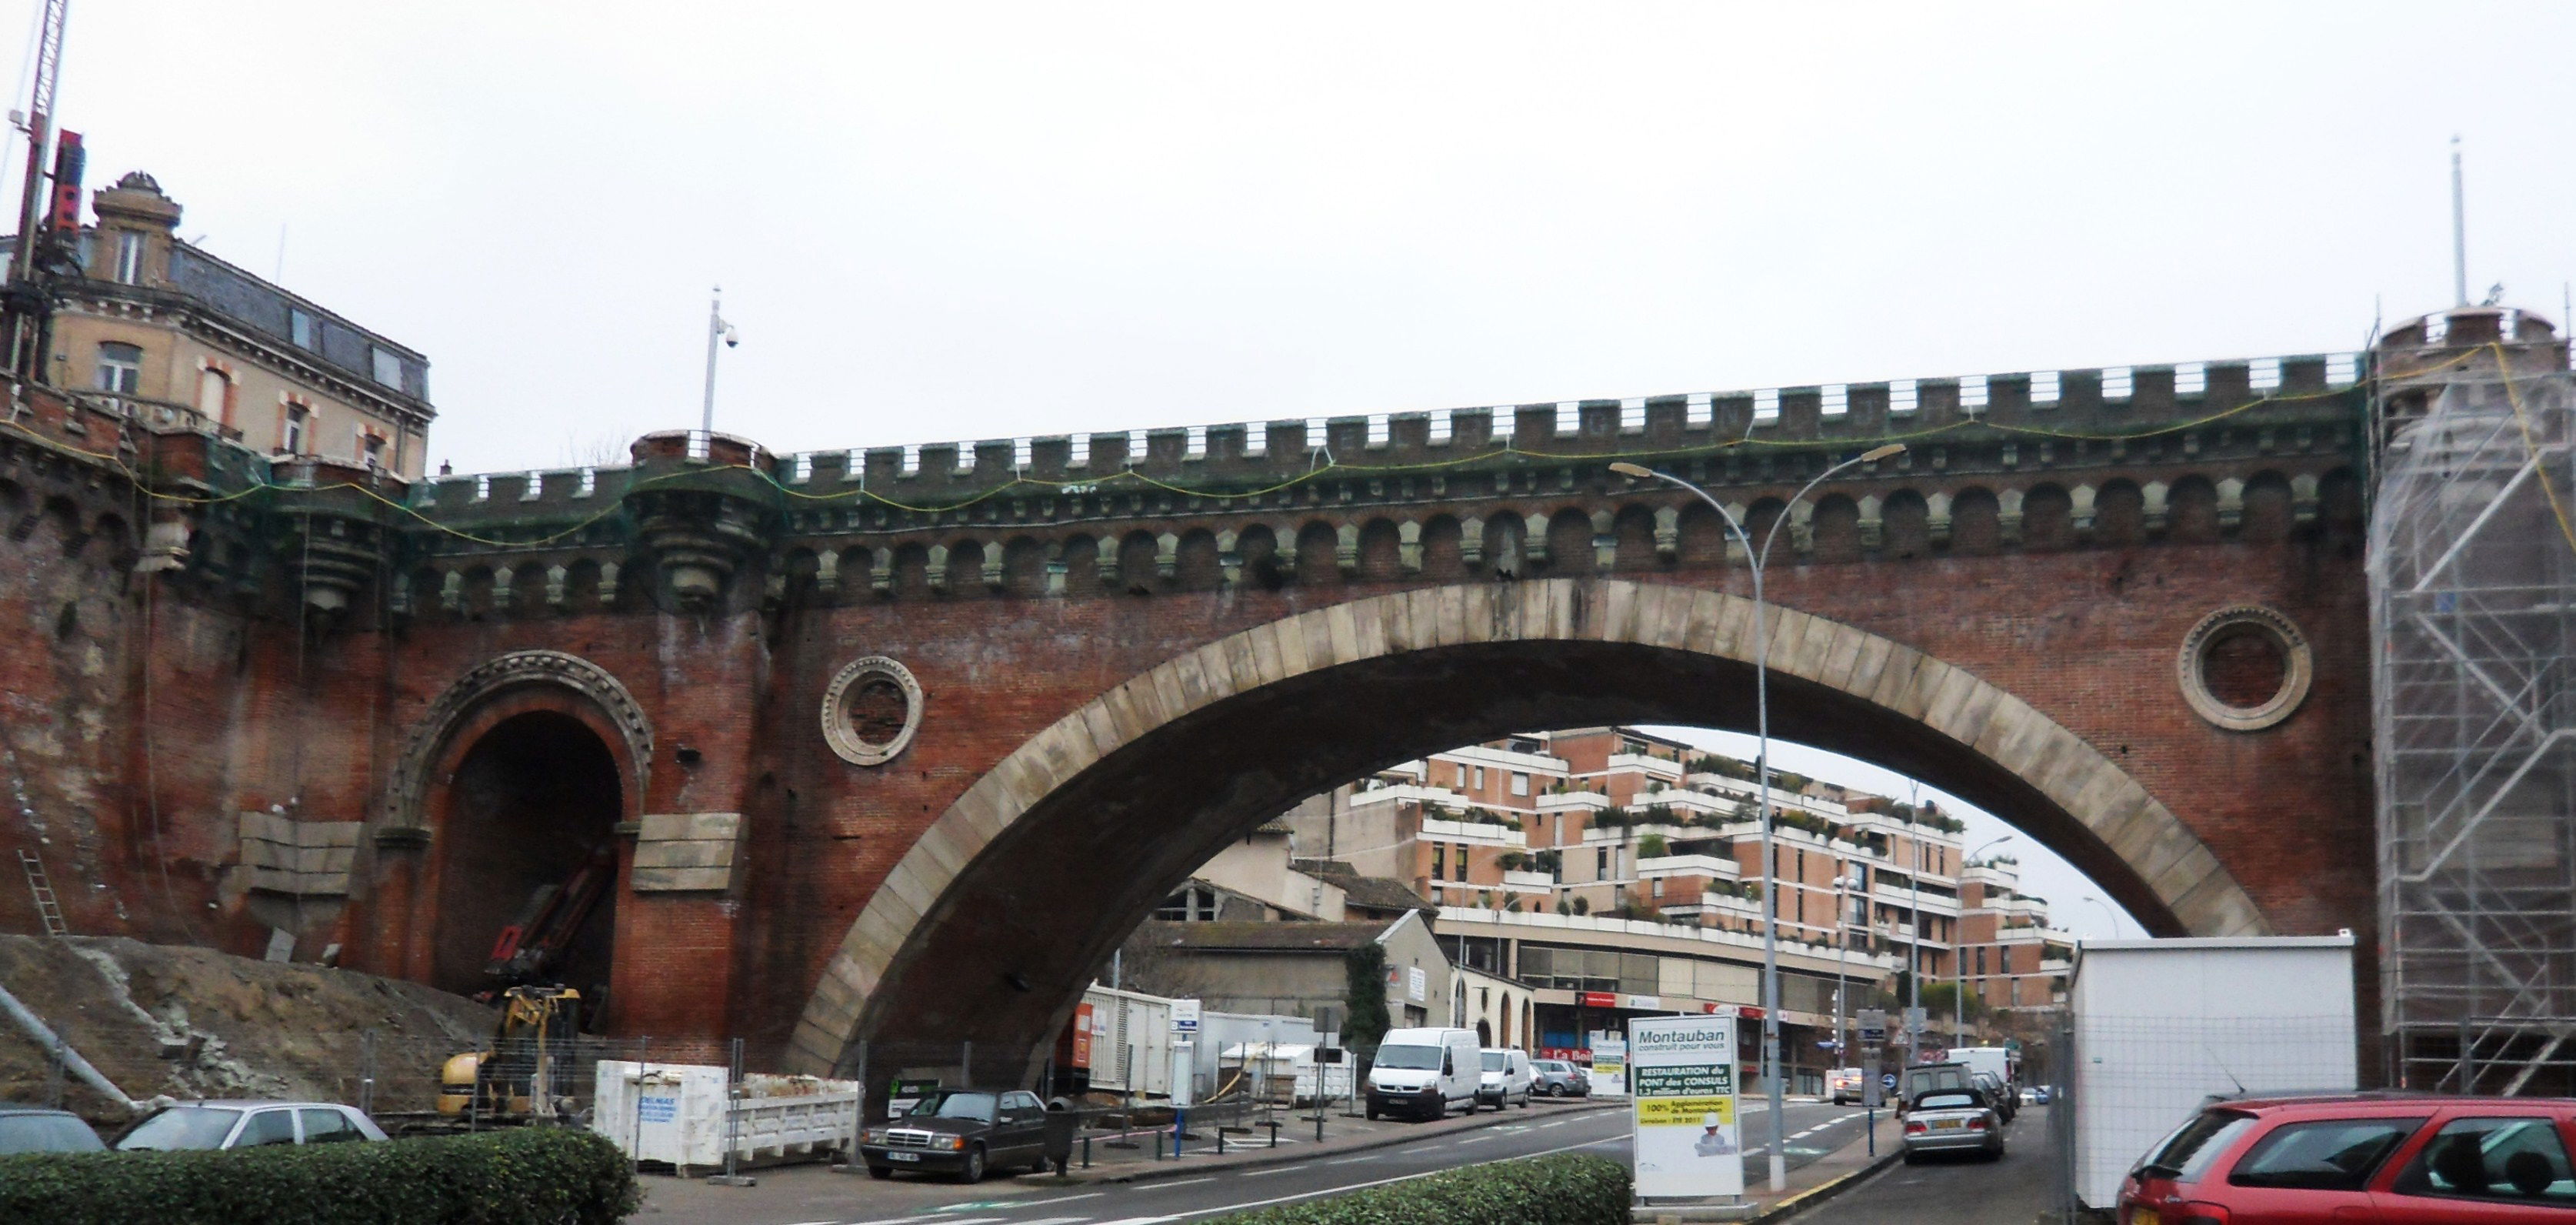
[[6, 0, 68, 377]]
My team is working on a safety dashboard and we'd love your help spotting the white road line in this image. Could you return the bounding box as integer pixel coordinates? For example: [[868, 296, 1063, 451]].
[[1140, 1176, 1218, 1190], [1017, 1192, 1107, 1207], [1091, 1217, 1181, 1225], [1325, 1154, 1378, 1165], [1154, 1134, 1624, 1221], [1234, 1163, 1312, 1177], [1013, 1217, 1096, 1225]]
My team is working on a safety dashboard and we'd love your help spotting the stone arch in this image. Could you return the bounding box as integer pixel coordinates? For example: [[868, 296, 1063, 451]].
[[1295, 520, 1340, 584], [1810, 494, 1862, 563], [1544, 508, 1595, 574], [1175, 529, 1222, 590], [2096, 479, 2147, 546], [1950, 487, 2002, 556], [2242, 470, 2295, 542], [382, 649, 654, 833], [787, 579, 2268, 1076], [1881, 490, 1931, 559], [2022, 484, 2075, 552], [1418, 516, 1465, 580], [1356, 519, 1404, 582], [1237, 525, 1286, 591], [2170, 475, 2221, 543]]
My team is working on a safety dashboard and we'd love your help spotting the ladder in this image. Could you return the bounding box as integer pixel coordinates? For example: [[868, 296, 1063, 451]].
[[18, 849, 67, 937]]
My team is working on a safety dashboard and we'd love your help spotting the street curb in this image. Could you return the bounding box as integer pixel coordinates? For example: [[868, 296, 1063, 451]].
[[1021, 1100, 1624, 1186], [1747, 1144, 1902, 1224]]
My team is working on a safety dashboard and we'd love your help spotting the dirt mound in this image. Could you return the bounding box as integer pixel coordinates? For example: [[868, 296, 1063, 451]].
[[0, 935, 493, 1125]]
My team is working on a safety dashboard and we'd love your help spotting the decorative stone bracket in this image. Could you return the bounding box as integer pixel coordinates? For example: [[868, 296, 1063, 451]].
[[239, 812, 362, 896], [631, 812, 747, 893]]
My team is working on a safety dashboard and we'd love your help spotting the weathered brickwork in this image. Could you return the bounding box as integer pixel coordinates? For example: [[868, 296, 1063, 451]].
[[0, 339, 2406, 1075]]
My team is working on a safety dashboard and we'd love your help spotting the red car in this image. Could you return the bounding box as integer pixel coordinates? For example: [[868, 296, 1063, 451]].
[[2119, 1093, 2576, 1223]]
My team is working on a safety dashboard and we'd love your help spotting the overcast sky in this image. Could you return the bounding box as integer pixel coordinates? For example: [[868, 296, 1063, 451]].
[[29, 4, 2574, 930]]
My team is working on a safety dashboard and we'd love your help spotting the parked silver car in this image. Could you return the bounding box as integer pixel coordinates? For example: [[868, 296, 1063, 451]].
[[0, 1105, 102, 1153], [115, 1101, 387, 1151], [1900, 1090, 2003, 1163], [1531, 1058, 1590, 1098]]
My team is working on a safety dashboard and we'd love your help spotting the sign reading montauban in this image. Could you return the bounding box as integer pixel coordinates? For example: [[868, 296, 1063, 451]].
[[1628, 1014, 1743, 1200]]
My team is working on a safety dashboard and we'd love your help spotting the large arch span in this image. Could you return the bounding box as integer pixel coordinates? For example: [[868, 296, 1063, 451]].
[[785, 579, 2268, 1076]]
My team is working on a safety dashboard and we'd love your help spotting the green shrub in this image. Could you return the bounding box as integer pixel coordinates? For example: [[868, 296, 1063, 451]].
[[0, 1126, 639, 1225], [1213, 1152, 1628, 1223]]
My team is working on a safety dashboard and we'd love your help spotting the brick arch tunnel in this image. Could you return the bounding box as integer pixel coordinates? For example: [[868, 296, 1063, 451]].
[[787, 579, 2270, 1082]]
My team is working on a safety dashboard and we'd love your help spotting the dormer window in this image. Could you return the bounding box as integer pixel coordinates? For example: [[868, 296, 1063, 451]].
[[113, 231, 142, 284], [289, 309, 314, 349], [370, 345, 402, 389]]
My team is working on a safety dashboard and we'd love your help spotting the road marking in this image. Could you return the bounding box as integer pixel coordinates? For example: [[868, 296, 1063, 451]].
[[1013, 1218, 1096, 1225], [1091, 1218, 1181, 1225], [1234, 1163, 1311, 1177], [1452, 1135, 1497, 1145], [1150, 1134, 1624, 1221], [1325, 1154, 1378, 1165], [1017, 1193, 1107, 1207], [1141, 1176, 1218, 1189]]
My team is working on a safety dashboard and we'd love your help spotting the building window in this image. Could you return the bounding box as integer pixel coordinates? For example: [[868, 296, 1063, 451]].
[[1472, 767, 1485, 789], [195, 368, 228, 423], [1509, 773, 1528, 796], [1432, 843, 1446, 880], [282, 405, 309, 456], [1596, 847, 1611, 879], [1976, 946, 1988, 976], [1455, 763, 1466, 786], [94, 342, 142, 394], [1454, 844, 1470, 882], [289, 309, 315, 349], [1651, 878, 1664, 899], [114, 231, 142, 284], [370, 345, 403, 389]]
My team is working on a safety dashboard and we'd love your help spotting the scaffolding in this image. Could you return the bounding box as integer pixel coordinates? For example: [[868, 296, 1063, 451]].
[[2372, 305, 2576, 1093]]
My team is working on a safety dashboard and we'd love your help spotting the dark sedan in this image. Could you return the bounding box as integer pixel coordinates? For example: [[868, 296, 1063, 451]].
[[858, 1088, 1051, 1183]]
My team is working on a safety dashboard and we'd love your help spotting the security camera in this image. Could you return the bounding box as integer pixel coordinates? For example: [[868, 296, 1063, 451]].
[[722, 325, 740, 349]]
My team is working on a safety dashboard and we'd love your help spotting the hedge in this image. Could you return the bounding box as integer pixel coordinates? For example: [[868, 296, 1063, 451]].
[[0, 1125, 639, 1225], [1214, 1152, 1630, 1224]]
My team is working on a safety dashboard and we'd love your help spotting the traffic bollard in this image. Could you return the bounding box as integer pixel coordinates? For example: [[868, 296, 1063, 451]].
[[1082, 1134, 1091, 1170]]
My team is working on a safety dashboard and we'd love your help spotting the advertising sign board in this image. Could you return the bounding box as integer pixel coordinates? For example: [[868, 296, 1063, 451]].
[[1172, 998, 1201, 1035], [1590, 1033, 1629, 1096], [1628, 1014, 1743, 1200]]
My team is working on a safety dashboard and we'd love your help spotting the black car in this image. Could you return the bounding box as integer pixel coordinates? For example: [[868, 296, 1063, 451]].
[[857, 1088, 1051, 1182], [1971, 1070, 2015, 1124], [0, 1105, 102, 1153]]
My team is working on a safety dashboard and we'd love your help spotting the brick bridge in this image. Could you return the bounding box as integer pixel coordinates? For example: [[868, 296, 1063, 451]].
[[2, 317, 2481, 1080]]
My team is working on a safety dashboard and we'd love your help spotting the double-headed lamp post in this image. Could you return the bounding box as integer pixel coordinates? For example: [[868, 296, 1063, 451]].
[[1831, 874, 1857, 1072], [1957, 835, 2014, 1044], [1612, 442, 1905, 1193]]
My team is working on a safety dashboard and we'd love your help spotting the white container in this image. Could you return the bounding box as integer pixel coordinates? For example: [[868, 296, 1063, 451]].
[[2067, 936, 2356, 1210], [1219, 1041, 1354, 1105], [1083, 983, 1175, 1096], [592, 1061, 861, 1175]]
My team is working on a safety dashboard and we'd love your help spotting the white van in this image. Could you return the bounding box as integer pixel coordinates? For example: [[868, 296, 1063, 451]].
[[1364, 1027, 1481, 1120], [1477, 1048, 1534, 1110]]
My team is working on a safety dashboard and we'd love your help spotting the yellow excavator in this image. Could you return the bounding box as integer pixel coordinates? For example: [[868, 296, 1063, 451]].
[[439, 985, 585, 1121]]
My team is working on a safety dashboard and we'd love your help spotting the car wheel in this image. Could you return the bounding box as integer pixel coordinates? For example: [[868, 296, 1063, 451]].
[[1901, 1150, 1918, 1166], [958, 1144, 986, 1183], [1365, 1103, 1379, 1120], [866, 1165, 892, 1180], [1430, 1096, 1445, 1121]]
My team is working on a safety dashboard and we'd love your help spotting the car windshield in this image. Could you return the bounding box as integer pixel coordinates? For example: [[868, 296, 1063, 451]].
[[0, 1113, 102, 1153], [1917, 1093, 1978, 1110], [907, 1091, 997, 1123], [1481, 1052, 1506, 1071], [117, 1107, 243, 1150], [1375, 1045, 1443, 1070]]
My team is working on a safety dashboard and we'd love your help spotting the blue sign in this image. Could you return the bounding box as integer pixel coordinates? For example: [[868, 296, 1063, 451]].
[[1880, 1073, 1898, 1091], [638, 1095, 677, 1124]]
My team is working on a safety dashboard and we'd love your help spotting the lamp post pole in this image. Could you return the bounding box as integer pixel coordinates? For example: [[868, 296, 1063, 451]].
[[1833, 874, 1853, 1076], [1958, 835, 2014, 1046], [1613, 444, 1903, 1192], [2081, 896, 2122, 939]]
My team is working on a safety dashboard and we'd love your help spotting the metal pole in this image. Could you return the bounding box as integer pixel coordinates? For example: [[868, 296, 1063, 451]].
[[358, 1029, 376, 1117], [1611, 446, 1899, 1195], [723, 1037, 744, 1183], [961, 1039, 972, 1086], [699, 287, 723, 436], [847, 1039, 867, 1164], [1835, 876, 1848, 1080], [1958, 836, 2014, 1046], [1909, 797, 1921, 1066], [2451, 135, 2469, 309]]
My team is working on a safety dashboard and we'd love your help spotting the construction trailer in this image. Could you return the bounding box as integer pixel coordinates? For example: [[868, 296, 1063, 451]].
[[2064, 936, 2357, 1210]]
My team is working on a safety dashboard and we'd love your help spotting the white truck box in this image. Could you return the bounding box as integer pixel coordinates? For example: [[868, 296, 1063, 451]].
[[2068, 936, 2356, 1210]]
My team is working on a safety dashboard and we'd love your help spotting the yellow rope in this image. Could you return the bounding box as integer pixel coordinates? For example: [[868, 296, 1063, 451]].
[[2487, 342, 2576, 562]]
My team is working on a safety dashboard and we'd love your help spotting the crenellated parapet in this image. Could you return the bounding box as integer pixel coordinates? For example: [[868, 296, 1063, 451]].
[[0, 340, 2494, 624]]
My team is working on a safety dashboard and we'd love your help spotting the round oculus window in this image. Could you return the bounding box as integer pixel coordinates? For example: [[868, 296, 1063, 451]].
[[2177, 605, 2311, 732], [822, 656, 923, 766]]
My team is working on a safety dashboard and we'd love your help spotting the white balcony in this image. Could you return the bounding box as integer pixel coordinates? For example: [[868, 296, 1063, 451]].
[[1538, 790, 1611, 813], [1636, 853, 1743, 882], [1421, 816, 1528, 848], [1608, 752, 1687, 781], [1501, 870, 1556, 893]]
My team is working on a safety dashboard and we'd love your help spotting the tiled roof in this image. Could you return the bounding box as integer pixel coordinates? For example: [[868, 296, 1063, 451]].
[[1295, 860, 1436, 915], [1135, 920, 1389, 952]]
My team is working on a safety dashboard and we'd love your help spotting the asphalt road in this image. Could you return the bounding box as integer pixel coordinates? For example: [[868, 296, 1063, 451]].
[[1785, 1105, 2056, 1225], [645, 1099, 1879, 1225]]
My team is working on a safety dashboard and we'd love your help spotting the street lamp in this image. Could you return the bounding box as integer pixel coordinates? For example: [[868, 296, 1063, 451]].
[[1957, 835, 2014, 1045], [2080, 895, 2122, 939], [1612, 442, 1905, 1193], [1831, 874, 1857, 1075]]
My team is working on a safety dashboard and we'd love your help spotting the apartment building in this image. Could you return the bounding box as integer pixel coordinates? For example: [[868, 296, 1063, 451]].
[[1954, 858, 2077, 1013], [13, 170, 435, 477]]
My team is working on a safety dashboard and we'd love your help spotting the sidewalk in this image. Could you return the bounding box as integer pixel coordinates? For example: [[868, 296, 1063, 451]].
[[1035, 1096, 1617, 1183]]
